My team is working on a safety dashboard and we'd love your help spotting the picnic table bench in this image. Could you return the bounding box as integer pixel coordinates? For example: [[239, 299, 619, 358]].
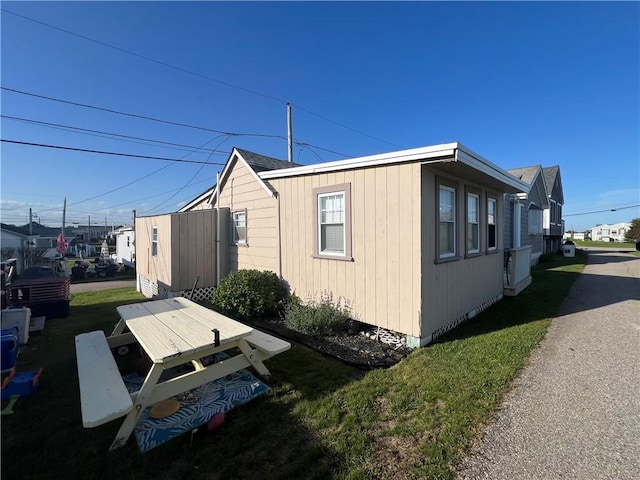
[[75, 331, 132, 427], [74, 297, 291, 451]]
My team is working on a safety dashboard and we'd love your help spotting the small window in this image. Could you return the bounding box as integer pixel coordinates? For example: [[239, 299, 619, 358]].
[[232, 210, 247, 244], [487, 198, 497, 251], [466, 193, 480, 254], [151, 226, 158, 256], [126, 236, 130, 247], [528, 206, 542, 235], [439, 186, 456, 258], [319, 192, 345, 255], [313, 184, 352, 260]]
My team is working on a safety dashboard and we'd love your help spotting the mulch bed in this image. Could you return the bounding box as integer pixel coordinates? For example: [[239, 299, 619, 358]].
[[248, 317, 413, 369]]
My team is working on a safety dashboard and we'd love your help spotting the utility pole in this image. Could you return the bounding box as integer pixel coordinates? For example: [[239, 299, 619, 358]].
[[61, 197, 66, 237], [29, 208, 33, 234], [88, 214, 91, 242], [62, 197, 68, 274], [287, 102, 293, 163]]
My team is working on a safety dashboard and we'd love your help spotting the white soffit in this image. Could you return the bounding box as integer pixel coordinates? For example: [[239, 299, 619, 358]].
[[454, 146, 529, 192]]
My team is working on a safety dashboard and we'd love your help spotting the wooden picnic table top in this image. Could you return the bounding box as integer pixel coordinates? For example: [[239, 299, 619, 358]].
[[116, 297, 253, 363]]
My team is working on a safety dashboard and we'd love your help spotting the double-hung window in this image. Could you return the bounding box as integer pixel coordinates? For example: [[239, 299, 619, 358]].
[[313, 184, 352, 260], [467, 193, 480, 255], [151, 226, 158, 256], [439, 185, 456, 258], [319, 193, 345, 255], [487, 198, 497, 251], [232, 210, 247, 245]]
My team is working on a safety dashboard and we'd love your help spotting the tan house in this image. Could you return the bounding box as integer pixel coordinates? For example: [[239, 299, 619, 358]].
[[136, 143, 529, 347]]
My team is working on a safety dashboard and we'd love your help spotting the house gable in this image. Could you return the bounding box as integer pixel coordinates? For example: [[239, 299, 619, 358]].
[[178, 148, 299, 212], [542, 166, 564, 204]]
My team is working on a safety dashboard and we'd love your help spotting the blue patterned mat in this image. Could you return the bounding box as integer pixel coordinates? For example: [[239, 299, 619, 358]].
[[123, 356, 269, 453]]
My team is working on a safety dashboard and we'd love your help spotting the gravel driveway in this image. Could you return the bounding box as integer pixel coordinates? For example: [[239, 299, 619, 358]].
[[456, 249, 640, 480]]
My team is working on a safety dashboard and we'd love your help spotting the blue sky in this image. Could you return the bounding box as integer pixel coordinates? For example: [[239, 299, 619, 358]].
[[1, 1, 638, 232]]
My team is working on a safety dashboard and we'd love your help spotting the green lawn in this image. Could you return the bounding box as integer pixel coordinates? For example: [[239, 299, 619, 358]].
[[575, 240, 637, 249], [1, 253, 586, 480]]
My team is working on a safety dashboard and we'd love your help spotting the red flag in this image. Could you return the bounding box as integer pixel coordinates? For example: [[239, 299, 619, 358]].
[[56, 233, 67, 253]]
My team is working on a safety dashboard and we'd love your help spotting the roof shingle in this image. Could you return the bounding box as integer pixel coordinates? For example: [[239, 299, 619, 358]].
[[235, 148, 301, 172]]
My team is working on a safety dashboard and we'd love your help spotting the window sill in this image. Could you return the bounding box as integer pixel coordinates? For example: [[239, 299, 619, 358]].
[[232, 242, 249, 248], [485, 248, 500, 255], [312, 253, 354, 262], [464, 251, 482, 259], [434, 255, 461, 265]]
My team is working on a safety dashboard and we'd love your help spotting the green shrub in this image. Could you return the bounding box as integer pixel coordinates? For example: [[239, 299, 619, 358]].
[[212, 269, 289, 320], [283, 293, 351, 336]]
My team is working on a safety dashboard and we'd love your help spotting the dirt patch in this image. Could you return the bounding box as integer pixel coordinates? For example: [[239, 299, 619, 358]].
[[250, 317, 413, 369]]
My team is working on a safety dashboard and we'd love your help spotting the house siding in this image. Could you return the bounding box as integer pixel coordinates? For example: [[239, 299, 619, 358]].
[[135, 209, 228, 296], [421, 167, 504, 340], [189, 198, 212, 211], [524, 177, 544, 258], [269, 162, 423, 338], [503, 194, 513, 251], [136, 214, 173, 291], [217, 159, 278, 273]]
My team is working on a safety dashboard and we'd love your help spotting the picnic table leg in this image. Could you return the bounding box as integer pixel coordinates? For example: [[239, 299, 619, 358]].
[[109, 363, 163, 451], [110, 318, 127, 336], [237, 339, 271, 380]]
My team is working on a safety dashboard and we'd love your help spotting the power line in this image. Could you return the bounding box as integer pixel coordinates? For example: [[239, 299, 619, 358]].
[[2, 115, 231, 156], [1, 87, 283, 139], [2, 88, 352, 158], [564, 205, 640, 217], [2, 8, 401, 149], [1, 9, 285, 103], [293, 105, 404, 149], [17, 133, 229, 215], [1, 139, 227, 165], [142, 135, 233, 214]]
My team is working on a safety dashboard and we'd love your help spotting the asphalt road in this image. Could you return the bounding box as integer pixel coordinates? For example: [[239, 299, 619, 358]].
[[71, 279, 136, 294], [456, 249, 640, 480]]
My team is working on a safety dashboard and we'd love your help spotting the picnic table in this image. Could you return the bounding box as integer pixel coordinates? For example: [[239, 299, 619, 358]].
[[75, 297, 290, 451]]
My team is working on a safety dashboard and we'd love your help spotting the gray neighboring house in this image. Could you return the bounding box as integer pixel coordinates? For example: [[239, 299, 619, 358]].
[[0, 223, 33, 273], [505, 165, 550, 265], [542, 166, 565, 254]]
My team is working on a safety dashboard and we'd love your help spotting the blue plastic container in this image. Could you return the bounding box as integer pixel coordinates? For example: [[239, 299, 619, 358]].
[[1, 370, 42, 400], [1, 327, 19, 372]]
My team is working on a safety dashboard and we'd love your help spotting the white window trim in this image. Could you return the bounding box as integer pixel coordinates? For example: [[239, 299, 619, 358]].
[[439, 184, 457, 259], [317, 191, 346, 256], [467, 192, 480, 255], [151, 226, 158, 257], [232, 210, 247, 245], [487, 197, 498, 252]]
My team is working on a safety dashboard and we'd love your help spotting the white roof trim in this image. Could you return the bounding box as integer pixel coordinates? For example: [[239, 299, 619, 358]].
[[259, 143, 458, 179], [209, 149, 276, 204], [531, 169, 551, 209], [178, 187, 215, 212], [178, 148, 275, 212], [227, 149, 274, 199], [259, 141, 528, 193]]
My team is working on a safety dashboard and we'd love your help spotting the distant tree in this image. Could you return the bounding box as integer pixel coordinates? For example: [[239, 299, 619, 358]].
[[625, 218, 640, 242]]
